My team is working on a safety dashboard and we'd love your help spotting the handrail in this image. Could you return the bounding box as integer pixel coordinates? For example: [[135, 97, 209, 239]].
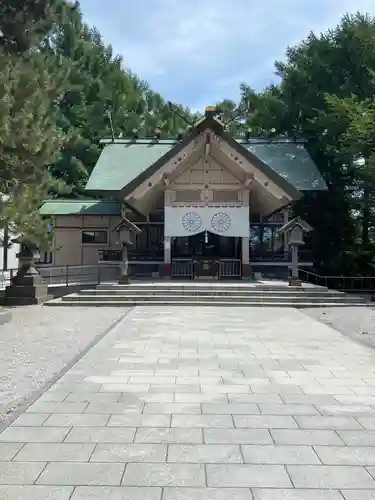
[[298, 267, 375, 292]]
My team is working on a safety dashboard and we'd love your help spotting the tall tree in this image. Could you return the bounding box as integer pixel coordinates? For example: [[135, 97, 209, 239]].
[[234, 13, 375, 274], [43, 4, 192, 197], [0, 0, 71, 246]]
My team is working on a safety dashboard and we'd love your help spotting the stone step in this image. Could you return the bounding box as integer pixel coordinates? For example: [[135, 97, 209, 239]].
[[80, 288, 352, 298], [61, 293, 367, 304], [45, 298, 369, 307], [96, 285, 330, 293]]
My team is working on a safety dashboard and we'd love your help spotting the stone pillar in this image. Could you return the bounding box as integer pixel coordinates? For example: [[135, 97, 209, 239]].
[[283, 207, 289, 254], [163, 236, 171, 278], [118, 245, 129, 284], [289, 244, 301, 286]]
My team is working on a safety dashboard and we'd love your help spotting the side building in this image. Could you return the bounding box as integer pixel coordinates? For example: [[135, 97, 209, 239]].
[[39, 107, 327, 280]]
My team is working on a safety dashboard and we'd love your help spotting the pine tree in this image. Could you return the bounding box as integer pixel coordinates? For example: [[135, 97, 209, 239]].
[[0, 0, 70, 247]]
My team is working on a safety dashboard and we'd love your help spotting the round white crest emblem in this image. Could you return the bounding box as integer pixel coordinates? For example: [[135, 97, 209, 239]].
[[182, 212, 202, 232], [211, 212, 231, 233]]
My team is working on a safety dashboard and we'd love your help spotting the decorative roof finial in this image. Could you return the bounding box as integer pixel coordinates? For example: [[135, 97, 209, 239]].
[[204, 106, 217, 119]]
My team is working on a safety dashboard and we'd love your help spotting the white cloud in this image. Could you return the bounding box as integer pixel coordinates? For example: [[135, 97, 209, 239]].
[[80, 0, 375, 109]]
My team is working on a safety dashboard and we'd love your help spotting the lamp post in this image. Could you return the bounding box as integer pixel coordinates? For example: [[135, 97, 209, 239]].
[[277, 217, 313, 286], [113, 218, 142, 285]]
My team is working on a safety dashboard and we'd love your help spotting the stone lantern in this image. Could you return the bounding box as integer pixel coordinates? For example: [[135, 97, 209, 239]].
[[112, 218, 141, 284], [4, 236, 49, 305], [277, 217, 313, 286]]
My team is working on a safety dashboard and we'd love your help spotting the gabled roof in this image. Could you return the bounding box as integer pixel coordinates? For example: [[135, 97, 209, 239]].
[[85, 140, 178, 193], [243, 142, 327, 191], [39, 199, 122, 216], [111, 218, 142, 234], [277, 216, 313, 236], [85, 111, 327, 197]]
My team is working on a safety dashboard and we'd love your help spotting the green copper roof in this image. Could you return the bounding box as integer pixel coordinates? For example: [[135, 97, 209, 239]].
[[86, 141, 177, 192], [39, 199, 121, 216], [243, 142, 327, 191], [85, 136, 326, 194]]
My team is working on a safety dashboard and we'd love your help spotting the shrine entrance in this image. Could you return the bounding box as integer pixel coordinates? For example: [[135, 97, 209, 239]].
[[171, 232, 242, 279]]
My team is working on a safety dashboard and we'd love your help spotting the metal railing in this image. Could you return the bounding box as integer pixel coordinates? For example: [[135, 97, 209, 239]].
[[37, 264, 121, 286], [1, 264, 121, 289], [251, 249, 313, 262], [172, 259, 194, 279], [298, 268, 375, 292], [219, 259, 242, 278], [128, 261, 163, 279]]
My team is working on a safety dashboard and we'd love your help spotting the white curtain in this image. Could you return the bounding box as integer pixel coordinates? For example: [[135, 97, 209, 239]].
[[164, 206, 249, 237]]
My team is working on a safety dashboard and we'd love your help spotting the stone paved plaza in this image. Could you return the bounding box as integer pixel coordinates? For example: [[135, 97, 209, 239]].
[[2, 306, 375, 499]]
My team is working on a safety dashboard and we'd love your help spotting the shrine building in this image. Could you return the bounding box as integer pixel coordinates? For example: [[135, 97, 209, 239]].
[[39, 106, 327, 280]]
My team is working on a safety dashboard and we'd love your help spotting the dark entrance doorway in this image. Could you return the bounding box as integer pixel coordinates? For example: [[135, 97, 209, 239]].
[[172, 232, 241, 279], [172, 232, 241, 259]]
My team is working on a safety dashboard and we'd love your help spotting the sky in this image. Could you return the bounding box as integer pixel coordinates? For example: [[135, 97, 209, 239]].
[[78, 0, 375, 111]]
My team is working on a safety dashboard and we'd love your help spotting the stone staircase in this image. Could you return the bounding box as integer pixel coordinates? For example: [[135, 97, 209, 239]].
[[44, 281, 371, 308]]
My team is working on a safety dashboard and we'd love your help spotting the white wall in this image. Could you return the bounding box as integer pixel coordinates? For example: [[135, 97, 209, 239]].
[[0, 230, 19, 270]]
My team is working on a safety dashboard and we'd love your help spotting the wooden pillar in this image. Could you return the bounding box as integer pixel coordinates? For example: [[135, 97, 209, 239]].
[[163, 187, 173, 278], [241, 188, 251, 279]]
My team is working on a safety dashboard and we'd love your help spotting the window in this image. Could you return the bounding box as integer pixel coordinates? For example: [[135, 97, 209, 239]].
[[82, 230, 107, 244], [37, 252, 53, 265]]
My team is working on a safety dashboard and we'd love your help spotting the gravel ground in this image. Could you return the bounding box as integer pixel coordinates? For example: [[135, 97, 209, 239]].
[[0, 306, 130, 426], [302, 305, 375, 349]]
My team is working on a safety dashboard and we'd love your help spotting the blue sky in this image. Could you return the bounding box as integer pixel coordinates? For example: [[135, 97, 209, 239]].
[[79, 0, 375, 111]]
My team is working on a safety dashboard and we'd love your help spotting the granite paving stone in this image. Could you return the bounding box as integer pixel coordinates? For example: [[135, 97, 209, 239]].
[[287, 465, 375, 488], [70, 486, 162, 500], [0, 426, 69, 442], [167, 444, 243, 463], [257, 404, 319, 415], [122, 463, 206, 487], [84, 402, 144, 414], [65, 392, 122, 403], [270, 429, 345, 445], [108, 414, 171, 427], [314, 445, 375, 465], [252, 489, 343, 500], [206, 464, 292, 487], [233, 415, 298, 429], [0, 443, 25, 460], [11, 413, 51, 426], [172, 414, 234, 427], [43, 413, 110, 427], [135, 427, 203, 444], [0, 485, 74, 500], [163, 488, 254, 500], [37, 462, 125, 485], [0, 461, 47, 484], [241, 445, 321, 464], [337, 431, 375, 446], [90, 443, 167, 462], [144, 403, 202, 414], [65, 426, 136, 443], [201, 403, 259, 414], [294, 415, 364, 430], [3, 305, 375, 496], [26, 402, 88, 414], [341, 491, 375, 500]]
